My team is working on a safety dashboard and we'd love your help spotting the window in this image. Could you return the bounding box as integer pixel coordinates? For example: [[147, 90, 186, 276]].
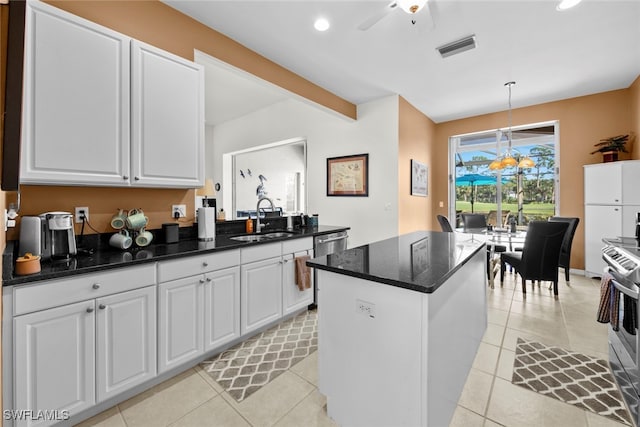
[[449, 121, 559, 228]]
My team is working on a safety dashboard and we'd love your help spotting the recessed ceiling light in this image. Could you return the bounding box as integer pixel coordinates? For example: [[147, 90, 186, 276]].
[[314, 17, 330, 32], [557, 0, 583, 11]]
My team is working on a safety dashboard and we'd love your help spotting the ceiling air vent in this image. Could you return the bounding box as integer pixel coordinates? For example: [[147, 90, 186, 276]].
[[436, 35, 477, 58]]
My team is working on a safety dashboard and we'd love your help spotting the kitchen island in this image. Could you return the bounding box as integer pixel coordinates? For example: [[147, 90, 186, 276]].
[[307, 230, 487, 427]]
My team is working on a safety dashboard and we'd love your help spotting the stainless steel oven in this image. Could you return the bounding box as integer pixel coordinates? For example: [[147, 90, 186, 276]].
[[603, 241, 640, 426]]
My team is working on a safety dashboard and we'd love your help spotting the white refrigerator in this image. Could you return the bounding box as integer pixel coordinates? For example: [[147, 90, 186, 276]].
[[584, 160, 640, 277]]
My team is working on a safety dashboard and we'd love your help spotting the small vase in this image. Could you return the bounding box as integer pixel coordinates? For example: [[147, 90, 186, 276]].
[[602, 151, 618, 163]]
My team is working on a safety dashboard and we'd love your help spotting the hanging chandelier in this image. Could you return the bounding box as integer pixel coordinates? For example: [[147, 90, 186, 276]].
[[489, 82, 535, 170]]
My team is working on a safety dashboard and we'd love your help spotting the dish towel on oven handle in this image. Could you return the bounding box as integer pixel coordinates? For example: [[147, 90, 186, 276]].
[[597, 273, 620, 330], [295, 255, 312, 292]]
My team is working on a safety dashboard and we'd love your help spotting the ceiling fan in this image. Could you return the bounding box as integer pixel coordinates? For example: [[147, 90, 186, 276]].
[[357, 0, 436, 31]]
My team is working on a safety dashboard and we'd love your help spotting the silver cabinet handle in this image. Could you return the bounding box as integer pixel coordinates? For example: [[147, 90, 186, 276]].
[[134, 176, 140, 181], [199, 279, 205, 284], [123, 175, 129, 180], [99, 304, 106, 310], [202, 262, 209, 267], [86, 307, 94, 313], [92, 283, 100, 290], [206, 277, 212, 282]]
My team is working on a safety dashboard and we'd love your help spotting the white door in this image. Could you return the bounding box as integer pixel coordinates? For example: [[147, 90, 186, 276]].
[[622, 162, 640, 204], [96, 286, 157, 402], [204, 267, 240, 351], [585, 205, 622, 277], [282, 250, 314, 316], [21, 0, 130, 186], [158, 276, 204, 373], [14, 300, 96, 427], [584, 163, 622, 205], [130, 40, 204, 188], [241, 257, 283, 335]]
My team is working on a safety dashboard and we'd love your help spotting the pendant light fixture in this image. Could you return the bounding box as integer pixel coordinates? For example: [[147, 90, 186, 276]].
[[489, 81, 535, 170]]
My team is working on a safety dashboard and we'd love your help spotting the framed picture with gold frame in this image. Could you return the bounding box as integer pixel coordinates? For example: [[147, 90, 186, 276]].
[[327, 153, 369, 197]]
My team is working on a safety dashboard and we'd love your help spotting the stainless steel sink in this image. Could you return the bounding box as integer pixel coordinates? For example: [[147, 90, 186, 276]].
[[229, 231, 296, 242], [229, 235, 270, 242], [262, 231, 296, 238]]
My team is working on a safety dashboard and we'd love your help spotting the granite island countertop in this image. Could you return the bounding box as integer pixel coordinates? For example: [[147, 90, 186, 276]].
[[306, 230, 486, 293], [4, 225, 350, 287]]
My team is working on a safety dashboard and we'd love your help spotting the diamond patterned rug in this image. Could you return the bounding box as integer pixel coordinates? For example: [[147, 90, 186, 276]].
[[512, 338, 632, 425], [201, 310, 317, 402]]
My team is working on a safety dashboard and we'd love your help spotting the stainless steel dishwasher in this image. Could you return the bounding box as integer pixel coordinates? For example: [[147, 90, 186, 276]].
[[312, 230, 348, 306]]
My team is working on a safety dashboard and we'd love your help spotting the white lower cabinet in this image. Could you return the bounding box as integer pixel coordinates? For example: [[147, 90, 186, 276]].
[[13, 285, 156, 427], [14, 301, 96, 427], [158, 277, 205, 374], [96, 286, 157, 402], [204, 267, 241, 351], [241, 257, 283, 335], [282, 250, 314, 315]]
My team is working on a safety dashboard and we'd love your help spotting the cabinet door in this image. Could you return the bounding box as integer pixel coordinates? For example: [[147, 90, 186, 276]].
[[130, 40, 204, 188], [585, 205, 622, 277], [283, 250, 314, 316], [241, 257, 283, 335], [204, 267, 240, 351], [584, 163, 622, 205], [96, 286, 156, 402], [158, 276, 204, 373], [622, 162, 640, 205], [14, 300, 95, 426], [21, 0, 130, 186]]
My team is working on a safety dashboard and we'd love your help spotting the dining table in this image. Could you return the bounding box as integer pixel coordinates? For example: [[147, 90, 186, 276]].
[[456, 227, 527, 287]]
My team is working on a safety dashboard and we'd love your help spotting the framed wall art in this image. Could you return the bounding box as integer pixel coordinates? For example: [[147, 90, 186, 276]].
[[327, 153, 369, 197], [411, 159, 428, 197]]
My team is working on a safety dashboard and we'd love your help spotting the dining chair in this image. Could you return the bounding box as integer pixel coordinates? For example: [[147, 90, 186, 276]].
[[461, 213, 487, 231], [548, 216, 580, 282], [437, 215, 454, 232], [500, 221, 569, 297], [487, 210, 511, 228]]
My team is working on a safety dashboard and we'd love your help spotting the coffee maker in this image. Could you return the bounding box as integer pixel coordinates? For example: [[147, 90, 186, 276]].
[[20, 212, 77, 260]]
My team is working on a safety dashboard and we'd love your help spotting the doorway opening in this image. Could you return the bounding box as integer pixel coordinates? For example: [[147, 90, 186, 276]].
[[448, 121, 559, 228]]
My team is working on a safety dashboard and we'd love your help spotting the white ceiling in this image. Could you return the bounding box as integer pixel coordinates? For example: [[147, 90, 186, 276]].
[[165, 0, 640, 125]]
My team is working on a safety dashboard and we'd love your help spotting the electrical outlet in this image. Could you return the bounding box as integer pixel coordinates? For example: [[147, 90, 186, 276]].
[[172, 204, 186, 219], [75, 207, 89, 223], [356, 299, 375, 318]]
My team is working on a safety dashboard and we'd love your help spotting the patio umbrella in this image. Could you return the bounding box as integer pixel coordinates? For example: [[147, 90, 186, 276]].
[[455, 174, 506, 213]]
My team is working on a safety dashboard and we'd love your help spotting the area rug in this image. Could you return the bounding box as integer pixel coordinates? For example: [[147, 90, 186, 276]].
[[512, 338, 632, 425], [201, 310, 317, 402]]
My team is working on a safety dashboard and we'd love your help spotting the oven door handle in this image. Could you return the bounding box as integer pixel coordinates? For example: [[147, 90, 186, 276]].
[[606, 266, 640, 301]]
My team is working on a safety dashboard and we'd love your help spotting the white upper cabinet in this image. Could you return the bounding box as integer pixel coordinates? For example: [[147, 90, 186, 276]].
[[20, 0, 130, 186], [20, 0, 204, 188], [584, 161, 640, 205], [130, 41, 204, 187]]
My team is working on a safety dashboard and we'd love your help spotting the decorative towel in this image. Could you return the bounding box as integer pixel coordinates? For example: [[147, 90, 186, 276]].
[[295, 255, 312, 291], [597, 273, 620, 330]]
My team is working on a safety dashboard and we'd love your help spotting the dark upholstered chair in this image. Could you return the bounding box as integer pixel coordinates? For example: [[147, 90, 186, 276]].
[[461, 213, 487, 231], [437, 215, 454, 232], [500, 221, 569, 297], [548, 216, 580, 282]]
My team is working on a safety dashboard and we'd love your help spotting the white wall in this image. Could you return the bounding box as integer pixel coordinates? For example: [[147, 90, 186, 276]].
[[206, 96, 399, 248]]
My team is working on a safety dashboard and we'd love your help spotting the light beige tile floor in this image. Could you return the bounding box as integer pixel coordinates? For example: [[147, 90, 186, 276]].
[[76, 271, 629, 427]]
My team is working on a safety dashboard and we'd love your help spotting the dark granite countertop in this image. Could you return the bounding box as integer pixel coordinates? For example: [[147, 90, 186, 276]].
[[3, 222, 349, 287], [306, 230, 486, 294]]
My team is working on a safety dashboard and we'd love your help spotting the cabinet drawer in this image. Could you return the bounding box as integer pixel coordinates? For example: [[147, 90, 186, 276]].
[[241, 242, 282, 264], [157, 250, 240, 283], [14, 264, 156, 316], [282, 237, 313, 254]]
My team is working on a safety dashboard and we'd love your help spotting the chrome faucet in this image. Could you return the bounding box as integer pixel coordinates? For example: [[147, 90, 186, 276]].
[[256, 197, 275, 233]]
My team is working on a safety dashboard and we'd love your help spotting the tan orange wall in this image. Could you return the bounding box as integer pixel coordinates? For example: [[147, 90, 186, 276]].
[[6, 0, 356, 238], [433, 88, 635, 270], [631, 76, 640, 159], [398, 97, 435, 234]]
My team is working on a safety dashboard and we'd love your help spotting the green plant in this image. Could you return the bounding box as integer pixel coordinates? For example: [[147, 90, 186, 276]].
[[591, 134, 630, 154]]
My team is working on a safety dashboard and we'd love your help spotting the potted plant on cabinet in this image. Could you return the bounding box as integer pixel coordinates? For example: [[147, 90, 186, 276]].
[[590, 134, 632, 162]]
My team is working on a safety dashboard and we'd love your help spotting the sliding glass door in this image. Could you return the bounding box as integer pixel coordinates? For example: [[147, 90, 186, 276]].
[[448, 121, 559, 229]]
